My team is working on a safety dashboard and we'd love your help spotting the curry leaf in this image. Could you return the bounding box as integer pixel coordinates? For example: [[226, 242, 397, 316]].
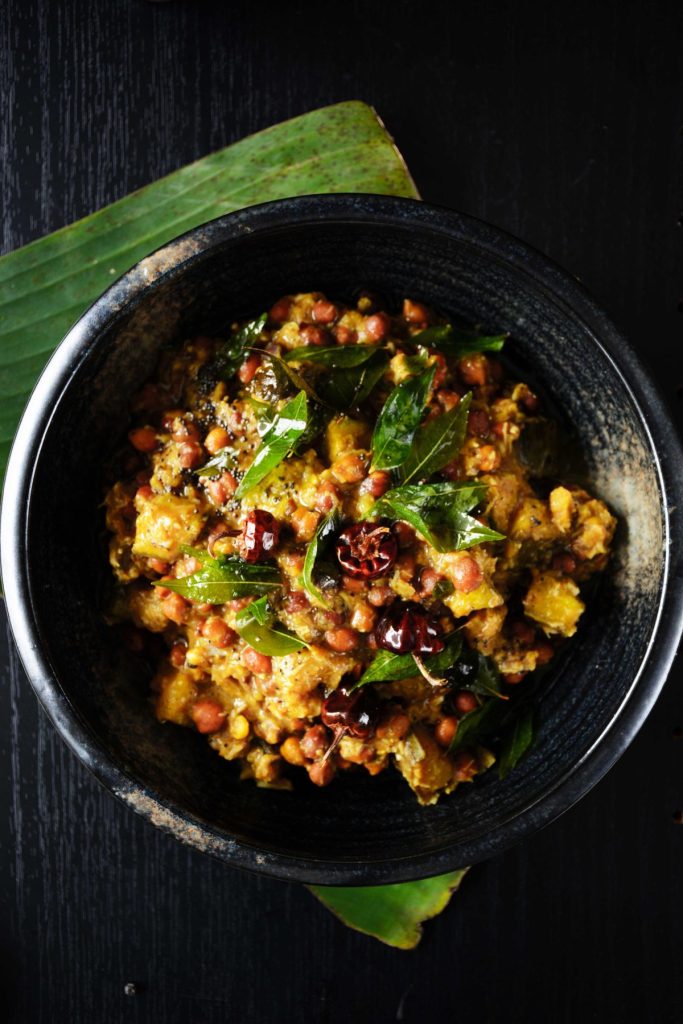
[[447, 648, 506, 699], [284, 345, 378, 368], [354, 634, 463, 687], [412, 324, 507, 357], [302, 510, 342, 609], [258, 352, 324, 405], [448, 698, 508, 753], [398, 392, 472, 484], [370, 481, 504, 552], [216, 313, 267, 381], [234, 391, 308, 498], [247, 396, 277, 435], [153, 555, 281, 603], [195, 448, 237, 478], [317, 350, 389, 410], [371, 366, 436, 470], [236, 596, 308, 655], [498, 705, 534, 779]]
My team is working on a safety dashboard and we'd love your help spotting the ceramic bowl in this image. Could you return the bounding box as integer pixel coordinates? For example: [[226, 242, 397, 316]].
[[3, 194, 683, 884]]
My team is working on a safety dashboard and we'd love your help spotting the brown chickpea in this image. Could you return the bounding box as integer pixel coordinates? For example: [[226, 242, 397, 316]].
[[307, 760, 336, 787], [467, 409, 491, 439], [238, 353, 262, 384], [334, 325, 356, 345], [299, 323, 327, 347], [169, 642, 187, 668], [178, 441, 203, 469], [290, 506, 320, 541], [458, 353, 489, 388], [314, 480, 341, 513], [285, 591, 310, 613], [324, 627, 360, 653], [200, 616, 237, 649], [364, 312, 391, 341], [161, 593, 189, 624], [206, 471, 238, 506], [300, 725, 329, 760], [419, 568, 443, 596], [511, 620, 536, 645], [552, 552, 577, 574], [403, 298, 429, 324], [269, 296, 291, 323], [453, 691, 478, 715], [242, 647, 272, 675], [331, 453, 367, 484], [204, 427, 231, 455], [128, 426, 157, 452], [536, 642, 554, 665], [392, 521, 416, 548], [359, 470, 392, 497], [375, 709, 411, 741], [452, 555, 483, 594], [504, 672, 527, 684], [435, 716, 459, 747], [191, 700, 226, 735], [311, 299, 338, 323]]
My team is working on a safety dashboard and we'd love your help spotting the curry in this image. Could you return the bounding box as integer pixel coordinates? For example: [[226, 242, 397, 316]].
[[105, 292, 615, 804]]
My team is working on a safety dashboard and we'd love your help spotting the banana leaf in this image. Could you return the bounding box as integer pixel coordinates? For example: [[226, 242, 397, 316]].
[[0, 99, 469, 947], [0, 100, 418, 492], [309, 870, 468, 949]]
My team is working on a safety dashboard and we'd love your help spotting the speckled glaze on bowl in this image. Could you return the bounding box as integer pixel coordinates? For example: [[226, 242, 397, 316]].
[[3, 195, 683, 885]]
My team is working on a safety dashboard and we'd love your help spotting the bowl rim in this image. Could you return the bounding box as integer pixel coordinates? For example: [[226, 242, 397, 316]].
[[3, 193, 683, 885]]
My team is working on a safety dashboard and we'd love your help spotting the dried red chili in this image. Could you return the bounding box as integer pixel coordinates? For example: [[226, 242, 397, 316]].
[[374, 600, 445, 655], [241, 509, 280, 562], [335, 521, 398, 579], [321, 684, 379, 741]]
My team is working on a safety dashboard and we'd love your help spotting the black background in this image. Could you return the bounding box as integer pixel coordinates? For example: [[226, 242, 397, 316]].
[[2, 1, 683, 1022]]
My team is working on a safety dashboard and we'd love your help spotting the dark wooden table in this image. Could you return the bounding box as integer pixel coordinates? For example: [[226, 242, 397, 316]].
[[2, 2, 682, 1021]]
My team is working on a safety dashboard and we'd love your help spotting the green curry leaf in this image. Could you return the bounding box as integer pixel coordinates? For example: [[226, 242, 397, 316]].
[[284, 345, 378, 368], [498, 705, 534, 779], [153, 555, 281, 603], [247, 396, 277, 435], [258, 352, 324, 405], [217, 313, 267, 380], [370, 480, 504, 552], [302, 510, 342, 609], [195, 448, 237, 478], [235, 596, 308, 655], [448, 698, 508, 753], [398, 392, 472, 484], [354, 634, 463, 687], [371, 366, 436, 471], [235, 391, 308, 498], [412, 324, 507, 357], [447, 648, 507, 699], [317, 350, 389, 410]]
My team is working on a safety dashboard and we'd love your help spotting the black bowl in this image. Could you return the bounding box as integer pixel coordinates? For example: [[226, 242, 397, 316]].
[[3, 195, 683, 885]]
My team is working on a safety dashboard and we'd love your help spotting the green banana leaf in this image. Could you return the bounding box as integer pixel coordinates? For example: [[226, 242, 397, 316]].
[[0, 100, 418, 492], [309, 870, 468, 949], [0, 98, 469, 948]]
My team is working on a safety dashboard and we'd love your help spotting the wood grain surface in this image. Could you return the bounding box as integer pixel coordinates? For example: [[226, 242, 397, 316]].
[[1, 2, 682, 1021]]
